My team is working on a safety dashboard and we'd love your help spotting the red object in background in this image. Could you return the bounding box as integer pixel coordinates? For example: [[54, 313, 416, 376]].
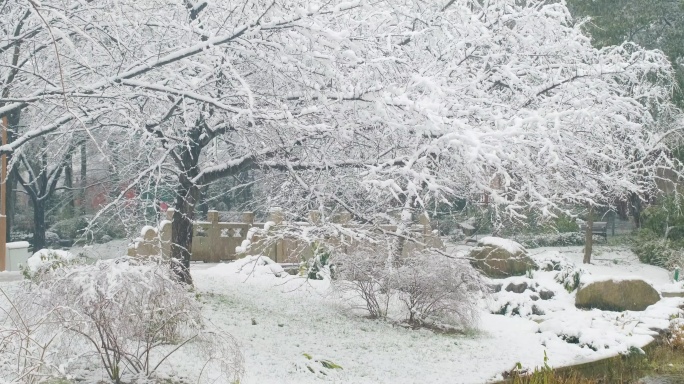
[[88, 183, 138, 210], [160, 201, 169, 211], [124, 189, 136, 200]]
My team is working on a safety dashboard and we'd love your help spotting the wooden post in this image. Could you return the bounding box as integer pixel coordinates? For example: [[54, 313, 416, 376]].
[[0, 116, 7, 272]]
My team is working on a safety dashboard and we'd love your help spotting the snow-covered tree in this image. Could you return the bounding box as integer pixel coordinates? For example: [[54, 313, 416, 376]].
[[263, 0, 682, 263], [1, 0, 680, 276]]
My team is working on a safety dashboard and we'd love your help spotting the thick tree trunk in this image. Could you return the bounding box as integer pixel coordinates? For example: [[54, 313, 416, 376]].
[[617, 200, 628, 221], [171, 180, 198, 285], [168, 119, 215, 285], [32, 199, 46, 251], [583, 205, 593, 264]]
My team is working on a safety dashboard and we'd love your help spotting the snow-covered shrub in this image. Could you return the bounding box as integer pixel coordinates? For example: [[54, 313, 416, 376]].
[[555, 262, 589, 292], [225, 255, 286, 277], [554, 215, 580, 233], [334, 249, 392, 319], [450, 228, 466, 242], [44, 231, 61, 246], [302, 242, 334, 280], [641, 196, 684, 241], [533, 252, 571, 272], [521, 253, 586, 298], [632, 229, 682, 268], [335, 247, 484, 327], [1, 257, 243, 384], [514, 232, 584, 248], [394, 252, 483, 326], [49, 216, 90, 239], [20, 249, 80, 281]]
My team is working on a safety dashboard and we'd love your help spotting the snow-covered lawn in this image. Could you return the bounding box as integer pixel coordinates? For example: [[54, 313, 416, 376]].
[[1, 245, 681, 383], [185, 245, 684, 383]]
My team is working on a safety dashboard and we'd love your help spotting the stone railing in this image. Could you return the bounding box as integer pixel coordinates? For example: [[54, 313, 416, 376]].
[[128, 208, 443, 263]]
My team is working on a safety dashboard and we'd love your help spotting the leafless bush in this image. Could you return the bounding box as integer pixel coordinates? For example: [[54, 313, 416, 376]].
[[394, 252, 484, 327], [334, 247, 484, 328], [0, 286, 79, 384], [0, 257, 243, 384], [333, 249, 392, 319]]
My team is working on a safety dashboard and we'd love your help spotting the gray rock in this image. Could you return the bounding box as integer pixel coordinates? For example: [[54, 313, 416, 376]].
[[505, 281, 528, 294], [539, 289, 555, 300], [575, 279, 660, 311], [532, 305, 545, 316]]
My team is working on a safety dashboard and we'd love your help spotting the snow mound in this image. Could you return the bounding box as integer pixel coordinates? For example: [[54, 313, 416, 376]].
[[478, 237, 526, 254], [207, 255, 286, 278], [26, 249, 76, 273]]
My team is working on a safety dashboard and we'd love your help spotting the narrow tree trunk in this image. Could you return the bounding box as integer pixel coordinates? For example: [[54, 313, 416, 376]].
[[80, 142, 87, 214], [198, 185, 208, 217], [64, 151, 74, 218], [5, 110, 20, 242], [6, 168, 16, 242], [391, 196, 414, 267], [630, 192, 642, 229], [32, 199, 46, 251], [583, 205, 593, 264]]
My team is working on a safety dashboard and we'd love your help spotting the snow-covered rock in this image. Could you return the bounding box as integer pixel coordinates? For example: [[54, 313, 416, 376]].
[[470, 237, 536, 278], [575, 278, 661, 311]]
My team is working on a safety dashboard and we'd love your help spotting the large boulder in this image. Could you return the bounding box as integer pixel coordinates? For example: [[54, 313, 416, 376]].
[[575, 278, 660, 311], [469, 237, 537, 278]]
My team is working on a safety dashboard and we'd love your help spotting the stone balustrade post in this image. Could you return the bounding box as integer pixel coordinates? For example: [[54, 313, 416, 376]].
[[338, 211, 352, 225], [418, 213, 432, 235], [243, 211, 255, 225], [309, 210, 321, 225], [207, 210, 220, 262], [208, 210, 219, 224], [269, 207, 284, 225]]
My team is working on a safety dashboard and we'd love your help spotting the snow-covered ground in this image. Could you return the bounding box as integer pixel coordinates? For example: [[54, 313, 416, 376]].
[[184, 245, 684, 383], [1, 244, 682, 383]]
